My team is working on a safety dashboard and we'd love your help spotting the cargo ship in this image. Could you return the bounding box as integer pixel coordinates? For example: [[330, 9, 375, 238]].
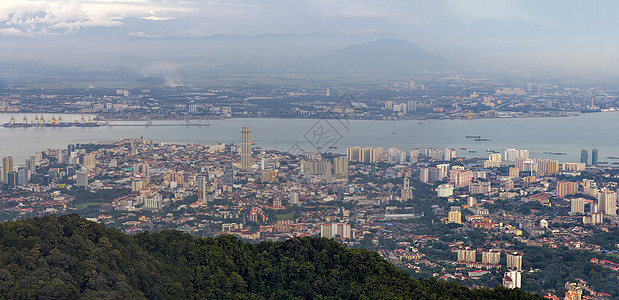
[[466, 135, 481, 138], [474, 137, 491, 141]]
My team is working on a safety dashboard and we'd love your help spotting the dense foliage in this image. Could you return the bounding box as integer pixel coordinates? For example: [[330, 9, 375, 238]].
[[0, 214, 541, 299]]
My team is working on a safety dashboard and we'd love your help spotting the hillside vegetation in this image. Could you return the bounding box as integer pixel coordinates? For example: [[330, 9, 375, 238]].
[[0, 214, 541, 299]]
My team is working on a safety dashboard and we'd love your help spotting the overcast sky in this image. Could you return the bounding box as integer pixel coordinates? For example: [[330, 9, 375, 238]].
[[0, 0, 617, 37]]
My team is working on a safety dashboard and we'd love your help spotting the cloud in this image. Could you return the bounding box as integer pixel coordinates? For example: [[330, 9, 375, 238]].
[[0, 1, 122, 36], [128, 31, 161, 38]]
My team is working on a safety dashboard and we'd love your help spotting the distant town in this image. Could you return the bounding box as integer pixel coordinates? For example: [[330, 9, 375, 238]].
[[0, 125, 618, 299], [2, 72, 619, 125]]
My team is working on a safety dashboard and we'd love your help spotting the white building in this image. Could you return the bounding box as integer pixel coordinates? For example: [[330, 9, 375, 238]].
[[436, 184, 454, 198], [503, 270, 522, 289]]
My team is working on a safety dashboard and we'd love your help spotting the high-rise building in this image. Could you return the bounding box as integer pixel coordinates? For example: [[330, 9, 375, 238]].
[[519, 150, 529, 159], [135, 162, 149, 177], [469, 182, 491, 195], [444, 148, 456, 161], [580, 149, 589, 165], [401, 178, 413, 201], [509, 167, 520, 178], [556, 181, 579, 198], [482, 250, 501, 265], [409, 148, 420, 163], [488, 153, 502, 162], [371, 147, 383, 163], [2, 156, 14, 184], [26, 156, 36, 177], [503, 270, 522, 289], [131, 179, 143, 192], [81, 153, 97, 169], [301, 159, 332, 177], [419, 167, 430, 183], [321, 223, 351, 239], [436, 164, 450, 179], [241, 127, 252, 170], [506, 252, 523, 270], [449, 169, 473, 188], [360, 147, 372, 163], [347, 147, 360, 162], [76, 170, 88, 187], [428, 167, 442, 182], [7, 171, 18, 188], [437, 184, 454, 198], [536, 159, 560, 175], [197, 176, 207, 201], [598, 189, 617, 216], [333, 156, 349, 183], [592, 148, 598, 165], [570, 198, 585, 215], [457, 247, 475, 262], [289, 192, 299, 205], [223, 162, 234, 185], [144, 195, 163, 210], [448, 206, 462, 224], [504, 149, 518, 162], [17, 167, 28, 186]]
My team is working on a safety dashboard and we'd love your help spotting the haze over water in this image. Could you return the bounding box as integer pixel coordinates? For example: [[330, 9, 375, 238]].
[[1, 112, 618, 164]]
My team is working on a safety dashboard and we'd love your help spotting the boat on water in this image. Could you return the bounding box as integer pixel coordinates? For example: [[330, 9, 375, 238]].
[[469, 150, 476, 153], [474, 138, 491, 141], [543, 152, 567, 155], [466, 135, 481, 138], [607, 156, 619, 160], [459, 147, 467, 150]]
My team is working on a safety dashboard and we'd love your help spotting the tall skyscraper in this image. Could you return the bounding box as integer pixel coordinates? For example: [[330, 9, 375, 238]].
[[241, 127, 252, 170], [2, 156, 14, 184], [592, 148, 599, 165], [197, 176, 207, 202], [580, 149, 589, 165]]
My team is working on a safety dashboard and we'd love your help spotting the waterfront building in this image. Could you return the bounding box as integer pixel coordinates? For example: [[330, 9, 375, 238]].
[[580, 149, 589, 165], [592, 148, 598, 165]]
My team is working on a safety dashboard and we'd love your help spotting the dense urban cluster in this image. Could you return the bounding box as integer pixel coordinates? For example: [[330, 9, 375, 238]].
[[1, 73, 619, 123], [0, 126, 618, 299]]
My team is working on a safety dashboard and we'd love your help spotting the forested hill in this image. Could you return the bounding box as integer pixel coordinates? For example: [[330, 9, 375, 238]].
[[0, 215, 541, 299]]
